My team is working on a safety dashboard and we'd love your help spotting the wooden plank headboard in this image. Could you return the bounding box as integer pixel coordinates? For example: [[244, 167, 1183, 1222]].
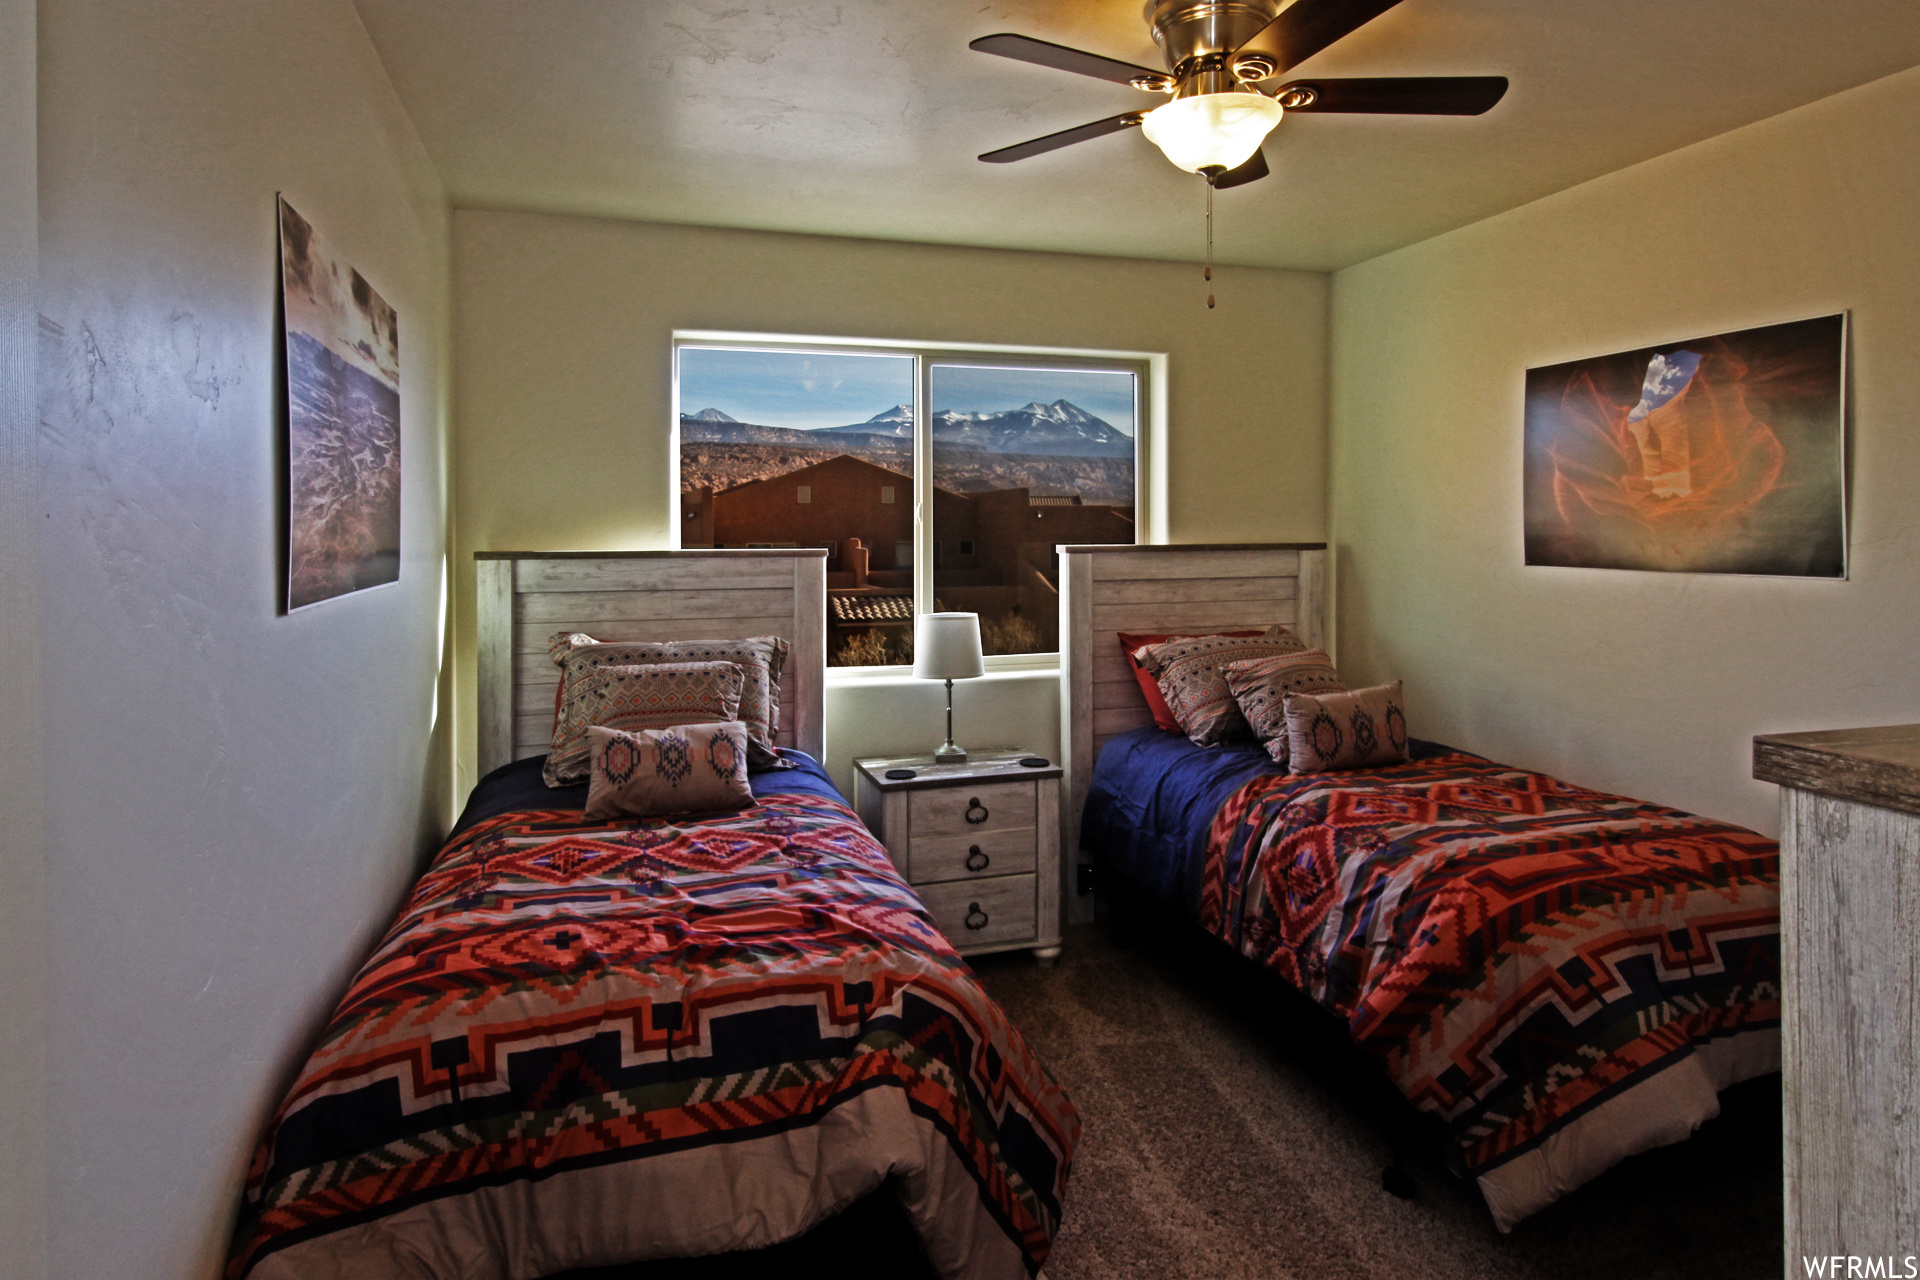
[[475, 550, 827, 777], [1056, 542, 1327, 919]]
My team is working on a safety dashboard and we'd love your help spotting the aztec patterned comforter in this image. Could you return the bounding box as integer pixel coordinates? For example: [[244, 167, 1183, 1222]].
[[228, 755, 1077, 1279], [1086, 731, 1778, 1229]]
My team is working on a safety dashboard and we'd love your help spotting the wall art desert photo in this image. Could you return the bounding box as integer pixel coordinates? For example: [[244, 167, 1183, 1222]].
[[279, 196, 400, 610], [1523, 314, 1845, 577]]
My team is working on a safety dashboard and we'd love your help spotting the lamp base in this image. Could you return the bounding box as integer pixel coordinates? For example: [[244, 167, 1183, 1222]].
[[932, 742, 969, 765]]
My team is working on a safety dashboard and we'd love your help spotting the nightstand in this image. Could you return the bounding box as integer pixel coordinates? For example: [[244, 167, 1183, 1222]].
[[854, 749, 1063, 966]]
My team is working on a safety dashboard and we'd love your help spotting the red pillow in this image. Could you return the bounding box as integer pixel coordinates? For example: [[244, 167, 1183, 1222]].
[[1117, 630, 1264, 734]]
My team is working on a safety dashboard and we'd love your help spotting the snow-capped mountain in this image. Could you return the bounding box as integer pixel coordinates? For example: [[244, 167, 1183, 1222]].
[[936, 400, 1132, 458], [680, 415, 841, 448], [680, 399, 1130, 458], [816, 404, 914, 440], [819, 399, 1130, 458]]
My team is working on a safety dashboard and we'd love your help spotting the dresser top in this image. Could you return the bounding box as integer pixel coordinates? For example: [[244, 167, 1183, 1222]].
[[854, 749, 1062, 790], [1753, 724, 1920, 818]]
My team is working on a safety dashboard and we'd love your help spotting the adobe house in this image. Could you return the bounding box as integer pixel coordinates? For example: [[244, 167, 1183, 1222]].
[[931, 486, 1134, 654], [710, 454, 916, 579], [680, 484, 716, 546], [703, 452, 1134, 657]]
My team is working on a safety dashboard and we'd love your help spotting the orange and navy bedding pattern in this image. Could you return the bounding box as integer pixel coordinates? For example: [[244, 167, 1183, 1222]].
[[227, 767, 1077, 1278], [1197, 748, 1779, 1181]]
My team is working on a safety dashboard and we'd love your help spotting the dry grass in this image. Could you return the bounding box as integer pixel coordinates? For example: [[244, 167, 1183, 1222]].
[[830, 611, 1039, 667], [980, 613, 1041, 656], [831, 630, 912, 668]]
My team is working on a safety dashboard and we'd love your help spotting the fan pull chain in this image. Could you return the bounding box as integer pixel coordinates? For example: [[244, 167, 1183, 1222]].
[[1204, 181, 1215, 309]]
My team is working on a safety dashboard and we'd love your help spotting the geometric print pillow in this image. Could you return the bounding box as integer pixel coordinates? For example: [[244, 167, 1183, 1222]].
[[1119, 629, 1266, 734], [1282, 681, 1411, 775], [1221, 649, 1348, 767], [543, 661, 744, 788], [549, 632, 791, 770], [1137, 625, 1308, 747], [582, 721, 753, 819]]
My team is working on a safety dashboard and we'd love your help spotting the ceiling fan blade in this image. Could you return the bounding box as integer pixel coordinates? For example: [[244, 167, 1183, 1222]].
[[1231, 0, 1405, 78], [978, 111, 1146, 164], [1210, 148, 1270, 189], [969, 33, 1169, 88], [1276, 76, 1508, 115]]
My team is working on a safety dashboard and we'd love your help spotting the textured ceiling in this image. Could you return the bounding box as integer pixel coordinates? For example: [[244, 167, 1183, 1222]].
[[354, 0, 1920, 271]]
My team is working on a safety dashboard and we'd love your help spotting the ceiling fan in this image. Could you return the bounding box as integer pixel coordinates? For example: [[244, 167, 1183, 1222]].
[[971, 0, 1509, 190]]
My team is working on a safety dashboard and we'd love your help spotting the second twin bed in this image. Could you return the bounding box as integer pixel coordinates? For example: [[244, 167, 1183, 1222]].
[[1059, 542, 1781, 1231]]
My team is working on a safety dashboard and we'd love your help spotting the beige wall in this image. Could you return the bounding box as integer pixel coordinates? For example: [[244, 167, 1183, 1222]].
[[1329, 65, 1920, 836], [0, 0, 44, 1274], [453, 211, 1328, 795], [34, 3, 452, 1276]]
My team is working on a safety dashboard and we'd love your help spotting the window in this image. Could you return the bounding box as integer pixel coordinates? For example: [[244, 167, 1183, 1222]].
[[929, 362, 1137, 659], [677, 339, 1145, 668]]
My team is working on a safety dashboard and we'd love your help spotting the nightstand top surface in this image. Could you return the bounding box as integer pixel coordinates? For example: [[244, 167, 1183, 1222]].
[[854, 748, 1062, 789]]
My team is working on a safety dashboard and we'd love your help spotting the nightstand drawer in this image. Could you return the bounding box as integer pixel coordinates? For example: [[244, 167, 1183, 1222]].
[[918, 874, 1037, 949], [909, 780, 1035, 838], [911, 827, 1037, 885]]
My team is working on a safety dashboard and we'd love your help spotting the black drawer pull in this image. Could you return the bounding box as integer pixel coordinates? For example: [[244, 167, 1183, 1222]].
[[964, 903, 989, 931], [964, 798, 990, 825], [965, 845, 990, 872]]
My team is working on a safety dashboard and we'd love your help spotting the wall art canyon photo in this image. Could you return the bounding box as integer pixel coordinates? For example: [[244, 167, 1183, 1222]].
[[1523, 314, 1845, 577], [279, 196, 401, 610]]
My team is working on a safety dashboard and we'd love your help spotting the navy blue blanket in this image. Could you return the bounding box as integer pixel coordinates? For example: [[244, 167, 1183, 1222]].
[[450, 749, 848, 841], [1080, 727, 1450, 917]]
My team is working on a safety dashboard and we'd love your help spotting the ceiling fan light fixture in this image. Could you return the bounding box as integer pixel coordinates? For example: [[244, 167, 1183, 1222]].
[[1139, 87, 1283, 174]]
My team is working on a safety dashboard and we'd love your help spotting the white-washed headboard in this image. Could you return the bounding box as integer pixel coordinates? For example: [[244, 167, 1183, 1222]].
[[1056, 543, 1327, 919], [475, 550, 827, 776]]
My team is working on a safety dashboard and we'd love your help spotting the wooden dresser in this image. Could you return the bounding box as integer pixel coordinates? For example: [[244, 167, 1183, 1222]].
[[1753, 724, 1920, 1270], [854, 750, 1063, 965]]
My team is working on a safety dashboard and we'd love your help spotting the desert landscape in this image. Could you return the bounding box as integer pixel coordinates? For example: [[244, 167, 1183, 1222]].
[[680, 399, 1134, 502], [279, 197, 401, 610], [285, 331, 402, 608]]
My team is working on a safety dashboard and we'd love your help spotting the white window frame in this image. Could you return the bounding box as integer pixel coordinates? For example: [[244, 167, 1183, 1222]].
[[672, 331, 1167, 676]]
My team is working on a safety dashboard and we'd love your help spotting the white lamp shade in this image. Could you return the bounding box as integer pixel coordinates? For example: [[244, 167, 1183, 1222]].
[[913, 612, 984, 680], [1140, 90, 1284, 174]]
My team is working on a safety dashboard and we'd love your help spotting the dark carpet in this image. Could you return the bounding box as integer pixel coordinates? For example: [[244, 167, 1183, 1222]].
[[971, 921, 1782, 1280]]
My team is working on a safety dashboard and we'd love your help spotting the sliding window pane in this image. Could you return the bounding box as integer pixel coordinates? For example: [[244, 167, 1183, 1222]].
[[678, 347, 915, 666], [929, 364, 1138, 656]]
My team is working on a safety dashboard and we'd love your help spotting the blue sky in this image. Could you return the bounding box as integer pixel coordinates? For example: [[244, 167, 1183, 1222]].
[[678, 347, 1135, 436], [679, 348, 912, 432]]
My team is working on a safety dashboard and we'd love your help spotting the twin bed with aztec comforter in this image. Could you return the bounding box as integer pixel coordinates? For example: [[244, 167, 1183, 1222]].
[[229, 751, 1075, 1280], [228, 551, 1076, 1280], [1083, 728, 1779, 1229], [1058, 543, 1780, 1232]]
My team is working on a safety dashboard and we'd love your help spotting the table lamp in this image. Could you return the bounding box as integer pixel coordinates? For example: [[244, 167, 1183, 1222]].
[[914, 612, 984, 764]]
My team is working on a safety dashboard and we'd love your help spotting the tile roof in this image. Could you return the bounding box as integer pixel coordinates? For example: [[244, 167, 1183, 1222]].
[[830, 594, 915, 623]]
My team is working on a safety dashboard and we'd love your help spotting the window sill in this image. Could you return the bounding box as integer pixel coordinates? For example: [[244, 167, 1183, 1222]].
[[824, 653, 1060, 688]]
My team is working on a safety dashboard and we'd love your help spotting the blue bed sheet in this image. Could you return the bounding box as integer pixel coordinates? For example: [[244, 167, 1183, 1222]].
[[1080, 727, 1449, 918], [449, 748, 848, 841]]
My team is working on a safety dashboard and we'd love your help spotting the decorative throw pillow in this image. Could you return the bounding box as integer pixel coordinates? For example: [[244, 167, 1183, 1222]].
[[1222, 649, 1348, 767], [1283, 681, 1411, 775], [1119, 630, 1264, 734], [550, 632, 791, 769], [1137, 625, 1308, 747], [544, 661, 744, 787], [582, 722, 753, 819]]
